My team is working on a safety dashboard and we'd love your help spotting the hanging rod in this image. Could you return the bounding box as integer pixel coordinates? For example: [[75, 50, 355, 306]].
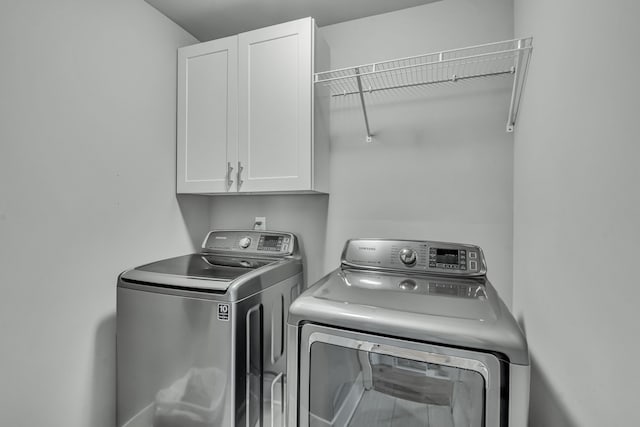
[[315, 37, 533, 140]]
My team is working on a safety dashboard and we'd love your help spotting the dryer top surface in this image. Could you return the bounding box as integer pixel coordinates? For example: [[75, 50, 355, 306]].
[[289, 268, 529, 365]]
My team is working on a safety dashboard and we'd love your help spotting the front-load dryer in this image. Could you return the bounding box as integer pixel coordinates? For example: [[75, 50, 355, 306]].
[[287, 238, 529, 427], [117, 230, 302, 427]]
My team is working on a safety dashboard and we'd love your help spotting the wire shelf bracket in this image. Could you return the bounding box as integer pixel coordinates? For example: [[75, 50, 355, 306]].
[[354, 69, 373, 143], [314, 37, 533, 141]]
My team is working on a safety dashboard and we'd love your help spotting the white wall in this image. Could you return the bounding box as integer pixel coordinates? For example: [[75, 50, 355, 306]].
[[209, 0, 517, 302], [0, 1, 209, 426], [513, 0, 640, 425]]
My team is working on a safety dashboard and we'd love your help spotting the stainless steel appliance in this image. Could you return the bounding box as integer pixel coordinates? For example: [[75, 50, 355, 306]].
[[287, 239, 529, 427], [117, 230, 302, 427]]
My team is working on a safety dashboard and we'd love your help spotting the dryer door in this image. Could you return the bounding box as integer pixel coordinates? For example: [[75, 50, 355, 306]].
[[297, 325, 504, 427]]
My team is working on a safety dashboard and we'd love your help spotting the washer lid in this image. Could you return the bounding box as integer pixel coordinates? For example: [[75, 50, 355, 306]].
[[288, 268, 529, 365], [120, 254, 262, 291], [139, 253, 274, 279], [119, 230, 302, 295]]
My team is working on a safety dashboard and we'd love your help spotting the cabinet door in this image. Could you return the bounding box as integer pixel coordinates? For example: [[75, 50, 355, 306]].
[[177, 37, 238, 193], [237, 18, 313, 192]]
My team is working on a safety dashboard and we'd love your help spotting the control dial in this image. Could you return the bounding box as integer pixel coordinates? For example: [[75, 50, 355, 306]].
[[239, 237, 252, 249], [399, 248, 417, 266]]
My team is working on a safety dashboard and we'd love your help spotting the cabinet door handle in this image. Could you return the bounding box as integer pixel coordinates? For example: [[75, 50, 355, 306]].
[[237, 161, 244, 191], [226, 162, 234, 191]]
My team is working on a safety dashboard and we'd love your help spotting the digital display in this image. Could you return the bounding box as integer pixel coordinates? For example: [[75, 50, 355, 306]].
[[261, 235, 280, 248], [436, 248, 459, 264]]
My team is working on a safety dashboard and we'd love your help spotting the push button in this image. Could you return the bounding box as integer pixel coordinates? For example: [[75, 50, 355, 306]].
[[469, 260, 477, 271]]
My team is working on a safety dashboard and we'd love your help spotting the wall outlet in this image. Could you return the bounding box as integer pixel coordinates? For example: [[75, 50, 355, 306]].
[[254, 217, 266, 230]]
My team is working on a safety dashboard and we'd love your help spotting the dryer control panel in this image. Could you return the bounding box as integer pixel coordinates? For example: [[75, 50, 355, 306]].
[[202, 230, 296, 257], [341, 239, 486, 276]]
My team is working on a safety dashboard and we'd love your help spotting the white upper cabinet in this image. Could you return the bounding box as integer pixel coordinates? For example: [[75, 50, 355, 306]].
[[177, 36, 238, 193], [177, 17, 329, 195], [238, 19, 312, 193]]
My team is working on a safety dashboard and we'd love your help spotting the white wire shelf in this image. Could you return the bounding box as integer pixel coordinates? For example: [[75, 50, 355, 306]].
[[315, 38, 533, 141]]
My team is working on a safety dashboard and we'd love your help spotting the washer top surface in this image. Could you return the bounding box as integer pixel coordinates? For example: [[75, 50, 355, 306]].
[[119, 230, 302, 299], [135, 254, 257, 281], [289, 238, 529, 365]]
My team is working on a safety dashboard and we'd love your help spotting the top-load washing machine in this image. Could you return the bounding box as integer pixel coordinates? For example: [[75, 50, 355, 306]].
[[287, 238, 529, 427], [117, 230, 302, 427]]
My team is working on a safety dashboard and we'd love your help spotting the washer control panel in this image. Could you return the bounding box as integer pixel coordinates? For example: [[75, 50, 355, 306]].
[[341, 239, 486, 276], [202, 230, 295, 256]]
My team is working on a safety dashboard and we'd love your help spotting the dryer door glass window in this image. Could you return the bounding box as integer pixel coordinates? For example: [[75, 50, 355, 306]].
[[307, 340, 486, 427]]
